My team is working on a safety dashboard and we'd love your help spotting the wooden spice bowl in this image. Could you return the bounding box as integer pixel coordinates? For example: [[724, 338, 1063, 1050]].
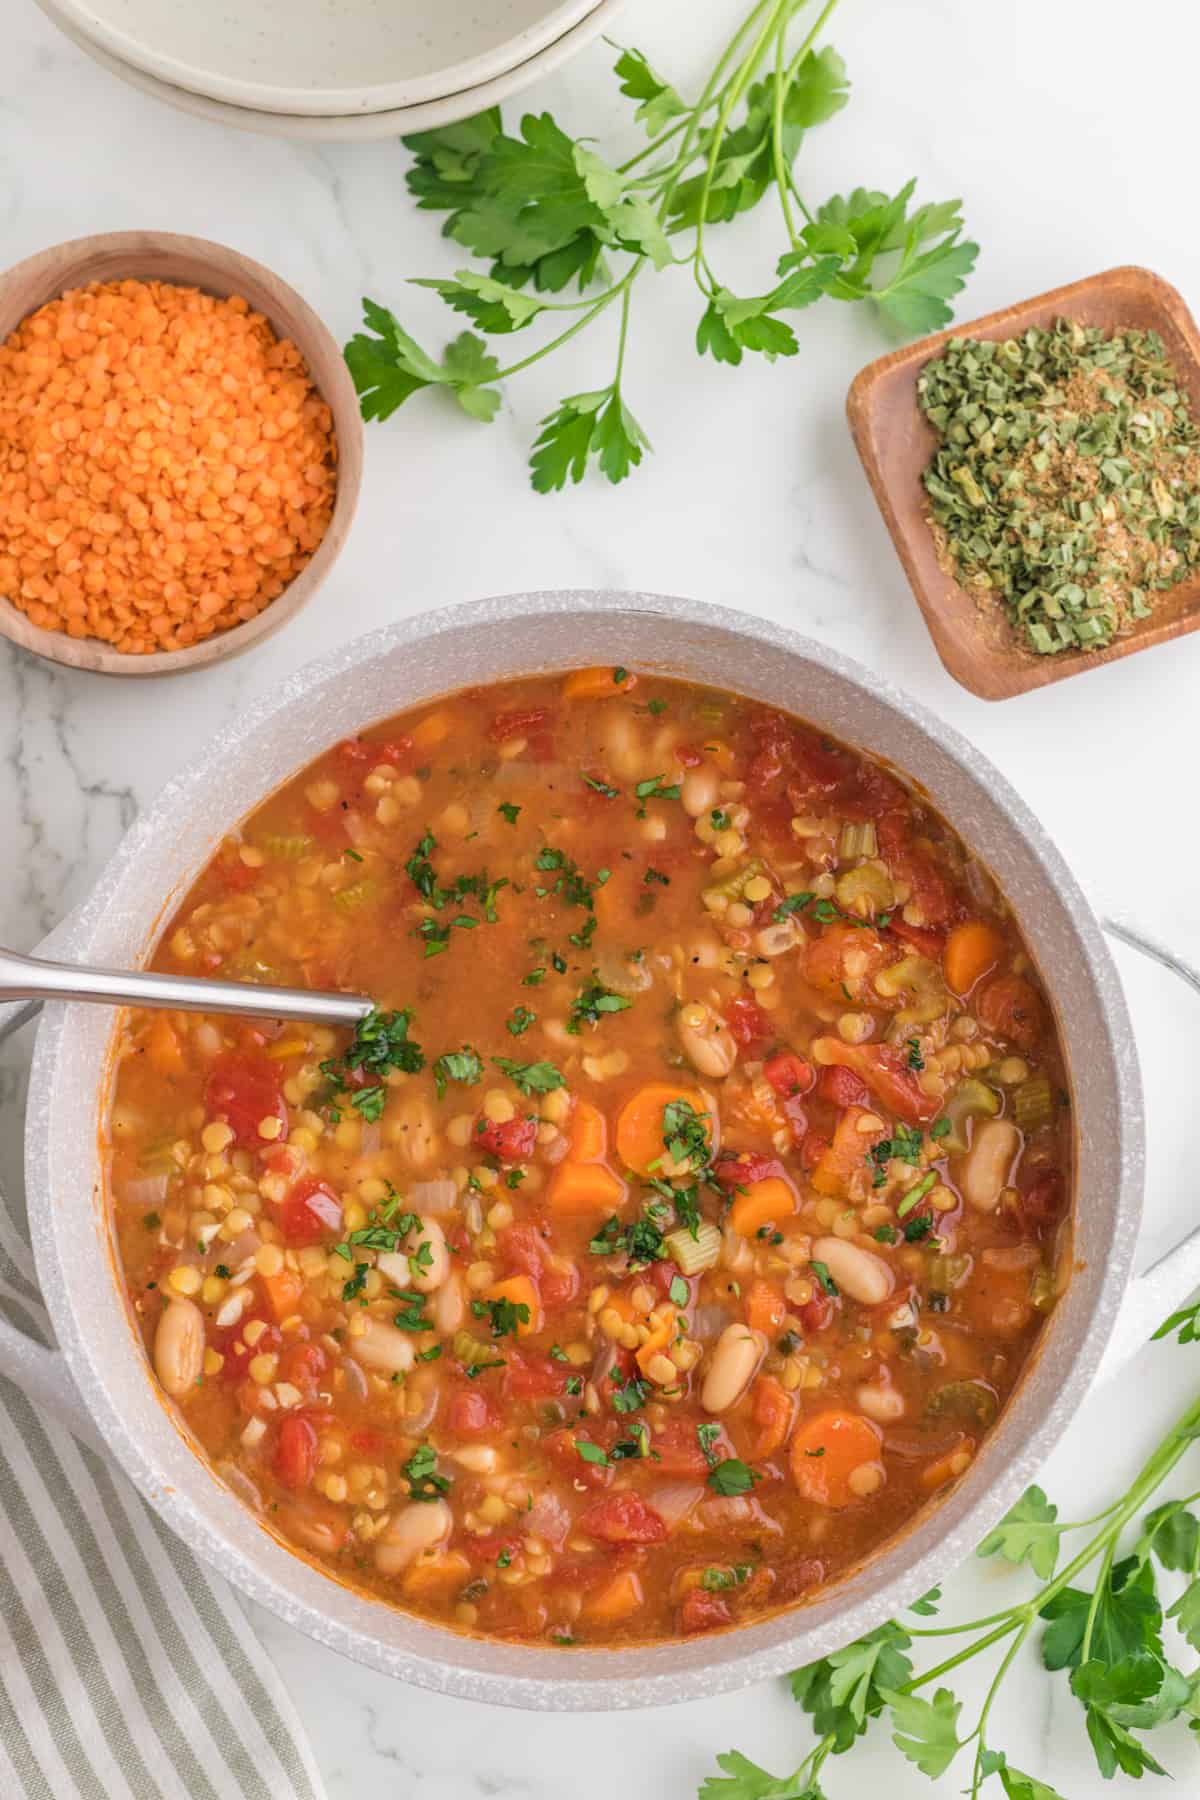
[[846, 266, 1200, 700], [0, 231, 362, 677]]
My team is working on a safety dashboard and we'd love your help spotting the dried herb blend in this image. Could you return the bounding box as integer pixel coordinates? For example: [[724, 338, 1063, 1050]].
[[917, 318, 1200, 654]]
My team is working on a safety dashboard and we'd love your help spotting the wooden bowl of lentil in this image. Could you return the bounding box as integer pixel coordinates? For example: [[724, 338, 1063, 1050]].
[[847, 266, 1200, 700], [0, 231, 361, 675]]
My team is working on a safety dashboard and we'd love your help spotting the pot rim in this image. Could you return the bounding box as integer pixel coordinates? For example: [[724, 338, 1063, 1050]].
[[24, 589, 1143, 1708]]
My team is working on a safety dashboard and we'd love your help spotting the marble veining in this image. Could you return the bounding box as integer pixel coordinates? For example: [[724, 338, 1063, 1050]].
[[2, 0, 1200, 1791]]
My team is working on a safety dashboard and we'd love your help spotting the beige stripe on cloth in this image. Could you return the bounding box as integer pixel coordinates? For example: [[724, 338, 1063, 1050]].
[[0, 1180, 329, 1800]]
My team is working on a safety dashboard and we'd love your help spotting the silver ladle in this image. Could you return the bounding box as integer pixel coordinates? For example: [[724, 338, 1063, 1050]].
[[0, 944, 372, 1030]]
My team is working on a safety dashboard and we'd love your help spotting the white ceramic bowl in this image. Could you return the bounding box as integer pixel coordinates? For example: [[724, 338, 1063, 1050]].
[[0, 591, 1160, 1708], [46, 0, 604, 116], [37, 0, 625, 139]]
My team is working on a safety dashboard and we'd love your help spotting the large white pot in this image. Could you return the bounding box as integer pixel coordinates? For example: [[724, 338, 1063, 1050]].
[[0, 591, 1178, 1708]]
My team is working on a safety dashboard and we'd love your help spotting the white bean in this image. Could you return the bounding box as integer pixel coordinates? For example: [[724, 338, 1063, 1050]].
[[388, 1095, 438, 1170], [350, 1317, 416, 1377], [681, 763, 720, 818], [963, 1118, 1020, 1213], [431, 1271, 466, 1334], [811, 1236, 893, 1307], [377, 1216, 450, 1295], [701, 1324, 766, 1413], [373, 1499, 452, 1575], [856, 1382, 906, 1424], [676, 1002, 738, 1080], [154, 1298, 204, 1397], [450, 1444, 500, 1474]]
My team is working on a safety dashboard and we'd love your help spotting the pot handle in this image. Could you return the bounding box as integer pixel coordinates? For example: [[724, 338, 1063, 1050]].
[[1096, 917, 1200, 1382]]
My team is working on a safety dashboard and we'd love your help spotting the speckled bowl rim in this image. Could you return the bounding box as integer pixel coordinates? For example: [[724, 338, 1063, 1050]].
[[25, 590, 1142, 1709]]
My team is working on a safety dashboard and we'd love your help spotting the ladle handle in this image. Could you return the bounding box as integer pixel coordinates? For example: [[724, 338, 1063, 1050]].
[[0, 945, 373, 1030]]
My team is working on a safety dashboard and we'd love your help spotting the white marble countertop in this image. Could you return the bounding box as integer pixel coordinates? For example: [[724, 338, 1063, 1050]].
[[3, 0, 1200, 1791]]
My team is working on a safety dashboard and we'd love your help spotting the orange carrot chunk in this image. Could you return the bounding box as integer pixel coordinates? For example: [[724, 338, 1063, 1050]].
[[566, 1099, 608, 1163], [146, 1014, 185, 1075], [790, 1409, 882, 1507], [810, 1105, 886, 1198], [943, 921, 1004, 996], [547, 1160, 627, 1215], [562, 666, 639, 700], [615, 1082, 712, 1176], [729, 1176, 797, 1239], [744, 1279, 788, 1339], [749, 1374, 796, 1459], [260, 1267, 305, 1322], [583, 1568, 645, 1622]]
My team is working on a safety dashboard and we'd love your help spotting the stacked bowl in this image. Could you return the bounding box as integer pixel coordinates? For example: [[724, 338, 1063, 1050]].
[[34, 0, 625, 139]]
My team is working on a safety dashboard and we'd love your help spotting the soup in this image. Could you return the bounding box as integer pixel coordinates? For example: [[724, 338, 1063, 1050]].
[[108, 668, 1072, 1645]]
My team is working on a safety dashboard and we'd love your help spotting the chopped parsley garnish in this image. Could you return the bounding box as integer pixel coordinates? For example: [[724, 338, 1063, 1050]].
[[402, 1443, 450, 1502], [869, 1123, 925, 1186], [574, 1439, 608, 1466], [416, 1344, 443, 1361], [432, 1045, 484, 1099], [701, 1564, 752, 1591], [213, 1264, 231, 1280], [930, 1116, 952, 1140], [142, 1211, 161, 1231], [552, 951, 567, 973], [522, 967, 547, 986], [708, 1457, 760, 1497], [613, 666, 630, 684], [906, 1036, 925, 1071], [405, 829, 508, 956], [343, 847, 364, 863], [548, 1344, 568, 1361], [342, 1263, 369, 1302], [811, 1260, 839, 1297], [773, 890, 816, 921], [464, 1358, 506, 1378], [710, 808, 732, 832], [643, 866, 670, 886], [320, 1006, 425, 1120], [393, 1290, 432, 1331], [582, 773, 620, 798], [589, 1211, 666, 1263], [634, 774, 682, 802], [567, 975, 633, 1033], [472, 1295, 531, 1337], [497, 802, 521, 824], [697, 1421, 722, 1466], [491, 1056, 565, 1096], [646, 698, 667, 716], [904, 1213, 935, 1243], [612, 1375, 651, 1414], [505, 1168, 525, 1190], [506, 1005, 537, 1037], [873, 1224, 899, 1245], [496, 1547, 512, 1569], [669, 1274, 690, 1307]]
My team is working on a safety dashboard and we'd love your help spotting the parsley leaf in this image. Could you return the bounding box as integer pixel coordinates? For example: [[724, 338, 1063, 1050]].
[[491, 1056, 565, 1095], [977, 1484, 1063, 1581], [882, 1685, 962, 1780], [707, 1457, 760, 1497], [568, 974, 633, 1033], [346, 304, 500, 423], [530, 386, 651, 492], [432, 1045, 483, 1099], [402, 1443, 451, 1502], [506, 1005, 536, 1037]]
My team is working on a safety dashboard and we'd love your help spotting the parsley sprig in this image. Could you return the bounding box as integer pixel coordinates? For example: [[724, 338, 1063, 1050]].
[[698, 1306, 1200, 1800], [320, 1007, 424, 1121], [345, 0, 979, 490]]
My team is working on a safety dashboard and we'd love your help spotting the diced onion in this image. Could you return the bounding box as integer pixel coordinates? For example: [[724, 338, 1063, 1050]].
[[408, 1179, 459, 1215], [648, 1481, 704, 1529], [122, 1174, 169, 1212]]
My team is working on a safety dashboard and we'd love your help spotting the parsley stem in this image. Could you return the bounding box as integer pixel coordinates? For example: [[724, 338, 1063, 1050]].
[[967, 1615, 1032, 1800], [613, 280, 633, 387], [492, 269, 637, 382], [657, 0, 781, 222], [770, 0, 843, 251], [692, 0, 790, 290]]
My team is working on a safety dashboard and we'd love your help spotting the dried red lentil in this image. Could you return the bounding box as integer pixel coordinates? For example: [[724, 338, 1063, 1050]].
[[0, 278, 337, 652]]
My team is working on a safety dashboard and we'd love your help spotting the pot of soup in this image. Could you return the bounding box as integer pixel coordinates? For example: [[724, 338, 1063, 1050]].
[[5, 591, 1148, 1706]]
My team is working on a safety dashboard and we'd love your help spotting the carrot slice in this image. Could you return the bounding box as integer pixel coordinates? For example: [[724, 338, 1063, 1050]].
[[562, 666, 638, 700], [483, 1275, 543, 1337], [744, 1279, 788, 1338], [615, 1082, 712, 1176], [790, 1409, 882, 1507], [635, 1316, 675, 1376], [260, 1267, 305, 1321], [547, 1160, 627, 1216], [943, 921, 1003, 996], [403, 1550, 473, 1598], [567, 1099, 608, 1163], [583, 1568, 644, 1622], [919, 1436, 976, 1492], [146, 1014, 184, 1075], [729, 1176, 796, 1239], [749, 1374, 797, 1459]]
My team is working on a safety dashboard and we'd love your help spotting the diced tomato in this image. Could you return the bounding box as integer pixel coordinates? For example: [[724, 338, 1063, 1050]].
[[798, 1289, 835, 1334], [463, 1531, 522, 1565], [787, 725, 856, 796], [489, 707, 550, 742], [650, 1417, 725, 1477], [336, 734, 413, 771], [714, 1150, 786, 1192], [579, 1492, 667, 1546], [811, 1104, 886, 1198], [273, 1414, 318, 1490], [816, 1040, 939, 1126], [214, 858, 259, 893], [676, 745, 704, 769], [541, 1554, 612, 1593], [498, 1223, 548, 1278], [446, 1386, 501, 1434], [543, 1428, 610, 1487], [724, 996, 774, 1048], [278, 1341, 327, 1396], [679, 1588, 732, 1634], [278, 1177, 343, 1248], [799, 1131, 829, 1173], [505, 1353, 568, 1401], [772, 1556, 826, 1603], [216, 1317, 279, 1383], [540, 1262, 581, 1311], [204, 1054, 288, 1149], [816, 1064, 871, 1109], [804, 922, 893, 1002], [900, 854, 958, 928], [977, 974, 1047, 1052], [764, 1051, 815, 1097], [886, 918, 947, 960], [1020, 1168, 1065, 1229], [476, 1114, 539, 1164], [745, 710, 793, 795]]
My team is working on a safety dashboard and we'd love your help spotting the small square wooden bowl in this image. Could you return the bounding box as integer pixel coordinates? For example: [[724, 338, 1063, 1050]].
[[846, 266, 1200, 700]]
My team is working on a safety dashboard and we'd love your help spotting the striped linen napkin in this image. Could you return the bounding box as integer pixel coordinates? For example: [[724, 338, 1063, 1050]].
[[0, 1173, 330, 1800]]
